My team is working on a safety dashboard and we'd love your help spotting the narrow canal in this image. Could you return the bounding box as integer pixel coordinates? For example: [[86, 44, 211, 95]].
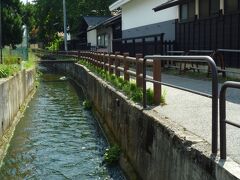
[[0, 71, 125, 179]]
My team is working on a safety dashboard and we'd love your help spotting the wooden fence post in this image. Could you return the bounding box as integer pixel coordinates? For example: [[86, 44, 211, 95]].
[[136, 53, 143, 88], [123, 52, 130, 81], [108, 54, 113, 74], [100, 52, 104, 69], [104, 53, 108, 71], [78, 51, 80, 61], [97, 52, 101, 68], [153, 58, 162, 105], [90, 51, 93, 65], [92, 52, 97, 67], [115, 52, 120, 77]]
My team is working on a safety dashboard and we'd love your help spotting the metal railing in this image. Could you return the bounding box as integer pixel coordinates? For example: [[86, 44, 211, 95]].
[[142, 55, 219, 154], [220, 81, 240, 159]]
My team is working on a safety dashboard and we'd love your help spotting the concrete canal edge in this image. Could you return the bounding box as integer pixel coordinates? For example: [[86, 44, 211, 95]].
[[52, 62, 240, 180], [0, 69, 36, 166]]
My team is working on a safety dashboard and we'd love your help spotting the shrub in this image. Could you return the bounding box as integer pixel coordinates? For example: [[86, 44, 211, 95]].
[[83, 100, 92, 110], [131, 87, 143, 102], [104, 144, 121, 165], [3, 54, 19, 65], [0, 64, 20, 78], [146, 88, 154, 105], [160, 89, 167, 105], [46, 35, 63, 52], [78, 59, 166, 105]]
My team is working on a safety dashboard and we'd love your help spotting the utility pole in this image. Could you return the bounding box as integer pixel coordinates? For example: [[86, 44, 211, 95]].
[[26, 0, 28, 61], [0, 0, 2, 64], [63, 0, 68, 51]]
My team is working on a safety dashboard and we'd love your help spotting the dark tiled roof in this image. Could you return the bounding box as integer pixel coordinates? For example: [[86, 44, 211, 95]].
[[87, 14, 121, 31], [103, 14, 121, 26], [83, 16, 111, 28]]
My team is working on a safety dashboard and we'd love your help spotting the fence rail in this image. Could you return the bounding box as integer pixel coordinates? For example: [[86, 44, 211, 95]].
[[220, 81, 240, 159]]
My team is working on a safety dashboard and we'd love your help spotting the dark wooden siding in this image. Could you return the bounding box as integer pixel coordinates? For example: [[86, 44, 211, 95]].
[[112, 34, 175, 57], [175, 12, 240, 68]]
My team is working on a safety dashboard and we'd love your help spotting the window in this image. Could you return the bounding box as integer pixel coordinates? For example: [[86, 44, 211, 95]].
[[200, 0, 210, 17], [199, 0, 220, 18], [210, 0, 220, 15], [104, 34, 109, 47], [180, 0, 195, 21], [180, 4, 188, 20], [97, 34, 109, 47], [225, 0, 239, 13], [188, 1, 195, 18], [97, 35, 101, 46]]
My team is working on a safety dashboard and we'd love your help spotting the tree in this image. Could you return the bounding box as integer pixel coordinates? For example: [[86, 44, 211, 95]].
[[2, 0, 23, 47], [22, 2, 37, 43], [22, 3, 36, 32], [34, 0, 114, 46]]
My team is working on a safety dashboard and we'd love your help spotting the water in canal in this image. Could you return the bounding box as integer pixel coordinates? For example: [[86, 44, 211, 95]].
[[0, 71, 126, 179]]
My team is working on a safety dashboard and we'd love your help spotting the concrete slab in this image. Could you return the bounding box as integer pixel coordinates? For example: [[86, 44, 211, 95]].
[[149, 74, 240, 164]]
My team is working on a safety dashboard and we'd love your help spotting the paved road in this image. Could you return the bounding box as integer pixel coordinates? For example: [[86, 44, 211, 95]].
[[149, 74, 240, 163]]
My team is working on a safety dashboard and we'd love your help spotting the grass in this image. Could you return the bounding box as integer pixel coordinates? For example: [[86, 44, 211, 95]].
[[83, 100, 92, 110], [0, 49, 37, 79], [78, 59, 166, 105], [22, 51, 38, 69], [0, 64, 20, 78]]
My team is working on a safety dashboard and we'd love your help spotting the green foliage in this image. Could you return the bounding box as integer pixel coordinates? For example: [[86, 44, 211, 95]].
[[23, 51, 37, 69], [146, 88, 154, 105], [160, 89, 167, 105], [131, 87, 143, 102], [22, 2, 37, 43], [78, 59, 166, 105], [34, 0, 114, 45], [2, 0, 23, 47], [0, 54, 21, 78], [104, 144, 121, 165], [3, 54, 19, 65], [0, 50, 37, 78], [83, 100, 92, 110], [0, 64, 20, 78], [46, 35, 63, 52], [22, 3, 36, 31]]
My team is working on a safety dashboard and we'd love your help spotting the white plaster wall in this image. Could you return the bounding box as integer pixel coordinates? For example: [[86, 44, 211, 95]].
[[122, 0, 178, 30], [87, 29, 97, 46]]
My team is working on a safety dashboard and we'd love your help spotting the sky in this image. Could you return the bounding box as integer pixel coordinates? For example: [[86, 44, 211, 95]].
[[20, 0, 34, 4]]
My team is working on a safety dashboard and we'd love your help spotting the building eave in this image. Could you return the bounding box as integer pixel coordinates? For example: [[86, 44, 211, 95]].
[[153, 0, 188, 12], [109, 0, 131, 11]]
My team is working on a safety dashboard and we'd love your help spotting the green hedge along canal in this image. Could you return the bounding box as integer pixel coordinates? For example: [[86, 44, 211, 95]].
[[0, 72, 125, 179]]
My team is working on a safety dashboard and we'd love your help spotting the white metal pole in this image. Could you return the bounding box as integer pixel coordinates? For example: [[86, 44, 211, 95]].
[[63, 0, 68, 51]]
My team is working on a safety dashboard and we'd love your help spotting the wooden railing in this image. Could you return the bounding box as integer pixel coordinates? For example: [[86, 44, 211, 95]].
[[57, 50, 162, 105]]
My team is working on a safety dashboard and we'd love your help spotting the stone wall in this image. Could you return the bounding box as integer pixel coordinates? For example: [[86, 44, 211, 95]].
[[54, 62, 240, 180], [0, 69, 35, 137]]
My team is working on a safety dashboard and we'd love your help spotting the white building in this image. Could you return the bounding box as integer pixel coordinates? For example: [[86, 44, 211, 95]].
[[109, 0, 178, 40]]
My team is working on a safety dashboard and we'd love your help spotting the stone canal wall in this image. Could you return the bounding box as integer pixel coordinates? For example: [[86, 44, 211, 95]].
[[0, 69, 35, 137], [54, 62, 240, 180]]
